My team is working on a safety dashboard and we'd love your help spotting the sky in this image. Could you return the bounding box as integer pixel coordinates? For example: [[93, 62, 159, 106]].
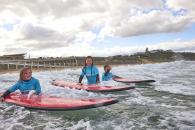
[[0, 0, 195, 58]]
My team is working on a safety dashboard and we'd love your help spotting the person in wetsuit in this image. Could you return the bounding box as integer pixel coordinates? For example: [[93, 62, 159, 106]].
[[78, 56, 100, 85], [102, 64, 114, 81], [102, 64, 121, 81], [0, 67, 41, 101]]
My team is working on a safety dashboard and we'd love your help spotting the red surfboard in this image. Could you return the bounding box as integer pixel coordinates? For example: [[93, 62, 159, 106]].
[[2, 92, 118, 111], [51, 80, 134, 92], [113, 77, 155, 83]]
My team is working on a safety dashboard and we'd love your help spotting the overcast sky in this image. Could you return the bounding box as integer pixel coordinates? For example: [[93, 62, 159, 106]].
[[0, 0, 195, 58]]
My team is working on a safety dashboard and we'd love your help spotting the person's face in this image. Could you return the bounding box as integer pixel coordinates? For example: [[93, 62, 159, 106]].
[[23, 69, 32, 80], [105, 66, 111, 72], [86, 58, 93, 66]]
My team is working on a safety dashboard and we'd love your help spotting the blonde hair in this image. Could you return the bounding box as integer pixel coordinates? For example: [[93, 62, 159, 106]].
[[19, 67, 32, 81]]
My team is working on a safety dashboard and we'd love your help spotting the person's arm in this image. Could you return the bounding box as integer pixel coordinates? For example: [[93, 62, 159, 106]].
[[0, 89, 13, 102], [95, 66, 100, 83], [1, 90, 11, 98], [0, 82, 20, 101], [78, 75, 84, 83], [0, 82, 20, 102], [34, 79, 41, 94], [7, 82, 19, 93], [112, 75, 121, 78], [27, 90, 35, 99], [27, 79, 41, 99], [96, 74, 100, 83]]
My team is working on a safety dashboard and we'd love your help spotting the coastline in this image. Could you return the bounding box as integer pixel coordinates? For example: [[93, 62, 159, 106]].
[[0, 62, 156, 75], [1, 49, 195, 75]]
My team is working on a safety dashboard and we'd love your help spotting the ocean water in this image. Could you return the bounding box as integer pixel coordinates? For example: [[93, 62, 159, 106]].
[[0, 60, 195, 130]]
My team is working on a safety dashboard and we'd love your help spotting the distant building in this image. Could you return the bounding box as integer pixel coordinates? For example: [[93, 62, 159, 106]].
[[0, 53, 26, 60], [145, 48, 149, 53]]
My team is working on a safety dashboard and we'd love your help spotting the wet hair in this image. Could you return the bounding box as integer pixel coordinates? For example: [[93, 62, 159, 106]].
[[19, 67, 32, 81], [84, 56, 94, 66], [104, 64, 110, 71], [104, 64, 111, 75]]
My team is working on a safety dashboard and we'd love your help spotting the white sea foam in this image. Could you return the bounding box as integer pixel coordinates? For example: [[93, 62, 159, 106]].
[[66, 119, 93, 130]]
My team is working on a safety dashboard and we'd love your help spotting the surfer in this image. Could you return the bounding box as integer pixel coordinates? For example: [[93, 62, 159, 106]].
[[0, 67, 42, 101], [102, 64, 114, 81], [78, 56, 100, 85], [102, 64, 120, 81]]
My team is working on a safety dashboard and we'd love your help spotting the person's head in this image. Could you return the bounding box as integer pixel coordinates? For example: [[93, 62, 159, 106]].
[[19, 67, 32, 81], [85, 56, 93, 66], [104, 64, 111, 73]]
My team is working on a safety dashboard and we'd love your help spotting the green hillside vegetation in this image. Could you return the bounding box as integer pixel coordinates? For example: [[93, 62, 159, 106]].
[[103, 49, 195, 65]]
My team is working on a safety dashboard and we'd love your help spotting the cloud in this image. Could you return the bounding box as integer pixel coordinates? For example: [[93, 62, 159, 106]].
[[99, 10, 194, 38], [0, 0, 195, 57], [3, 47, 28, 54], [20, 24, 61, 41], [96, 39, 195, 56], [27, 39, 195, 57], [17, 23, 77, 50], [149, 39, 195, 52], [166, 0, 195, 12], [1, 0, 194, 39], [166, 0, 195, 22]]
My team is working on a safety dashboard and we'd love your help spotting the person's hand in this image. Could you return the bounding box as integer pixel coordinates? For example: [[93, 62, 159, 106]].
[[27, 90, 35, 100], [0, 97, 5, 102]]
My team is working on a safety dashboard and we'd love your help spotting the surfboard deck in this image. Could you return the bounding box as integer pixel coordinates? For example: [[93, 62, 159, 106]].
[[51, 80, 134, 92], [2, 92, 118, 111], [112, 77, 155, 83]]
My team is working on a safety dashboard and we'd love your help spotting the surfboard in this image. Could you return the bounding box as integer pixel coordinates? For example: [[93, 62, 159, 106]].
[[2, 92, 118, 111], [51, 80, 134, 92], [112, 77, 155, 83]]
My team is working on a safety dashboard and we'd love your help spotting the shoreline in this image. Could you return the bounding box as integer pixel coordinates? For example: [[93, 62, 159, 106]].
[[0, 62, 155, 75]]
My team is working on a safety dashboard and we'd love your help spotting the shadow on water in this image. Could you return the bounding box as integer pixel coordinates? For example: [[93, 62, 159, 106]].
[[122, 82, 156, 88], [135, 83, 156, 88]]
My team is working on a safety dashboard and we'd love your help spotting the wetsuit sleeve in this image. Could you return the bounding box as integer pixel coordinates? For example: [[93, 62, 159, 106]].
[[1, 90, 11, 98], [8, 82, 19, 93], [80, 67, 85, 77], [34, 79, 41, 94], [79, 67, 85, 83], [78, 75, 84, 83]]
